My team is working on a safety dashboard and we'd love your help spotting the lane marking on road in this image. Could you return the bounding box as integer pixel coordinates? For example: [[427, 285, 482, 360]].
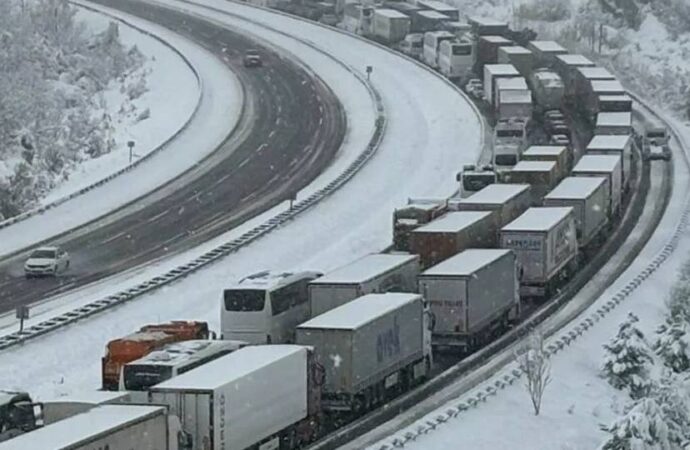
[[238, 157, 251, 169], [257, 143, 267, 153], [146, 209, 171, 224], [100, 230, 129, 245], [268, 130, 276, 139]]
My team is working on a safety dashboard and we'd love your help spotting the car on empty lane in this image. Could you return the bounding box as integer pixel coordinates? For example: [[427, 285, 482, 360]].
[[24, 246, 70, 278]]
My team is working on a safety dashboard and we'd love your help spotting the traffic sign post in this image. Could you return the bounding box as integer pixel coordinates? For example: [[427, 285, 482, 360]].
[[366, 65, 373, 81], [288, 192, 297, 210], [127, 140, 135, 164], [16, 306, 29, 333]]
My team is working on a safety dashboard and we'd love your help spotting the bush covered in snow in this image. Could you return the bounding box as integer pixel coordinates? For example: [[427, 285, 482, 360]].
[[655, 316, 690, 373], [515, 0, 571, 22], [602, 313, 654, 399], [0, 0, 144, 219], [600, 397, 671, 450]]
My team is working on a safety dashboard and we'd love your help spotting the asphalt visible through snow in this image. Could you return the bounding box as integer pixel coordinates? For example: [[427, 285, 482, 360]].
[[0, 0, 345, 313]]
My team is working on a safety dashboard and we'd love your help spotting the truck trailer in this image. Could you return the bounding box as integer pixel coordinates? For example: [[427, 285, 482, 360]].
[[497, 89, 532, 121], [572, 154, 623, 216], [149, 345, 321, 450], [393, 198, 448, 250], [500, 207, 578, 297], [309, 253, 420, 317], [468, 17, 509, 37], [372, 9, 411, 44], [554, 54, 595, 99], [476, 36, 513, 73], [529, 69, 564, 112], [494, 76, 528, 108], [497, 46, 533, 77], [543, 177, 609, 248], [595, 112, 632, 136], [597, 94, 633, 114], [586, 134, 633, 188], [483, 64, 519, 105], [521, 145, 571, 179], [575, 66, 615, 102], [502, 160, 560, 204], [419, 249, 520, 350], [452, 183, 532, 236], [408, 211, 495, 268], [584, 79, 626, 121], [0, 405, 180, 450], [526, 40, 567, 67], [41, 390, 131, 425], [296, 293, 431, 413]]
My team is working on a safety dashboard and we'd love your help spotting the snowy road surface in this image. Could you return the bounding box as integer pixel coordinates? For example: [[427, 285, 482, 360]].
[[0, 0, 483, 399], [0, 1, 240, 258]]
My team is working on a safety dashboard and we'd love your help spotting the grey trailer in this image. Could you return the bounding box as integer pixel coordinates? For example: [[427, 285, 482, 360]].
[[572, 154, 623, 216], [309, 253, 420, 317], [419, 249, 520, 350], [502, 160, 561, 204], [497, 46, 534, 77], [586, 134, 632, 188], [296, 293, 430, 412], [500, 207, 578, 297], [543, 176, 609, 248]]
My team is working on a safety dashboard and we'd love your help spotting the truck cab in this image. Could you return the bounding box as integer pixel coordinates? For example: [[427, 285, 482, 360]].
[[456, 164, 498, 197], [392, 198, 448, 251], [644, 126, 668, 147], [399, 33, 424, 59], [0, 391, 44, 442], [493, 118, 528, 167]]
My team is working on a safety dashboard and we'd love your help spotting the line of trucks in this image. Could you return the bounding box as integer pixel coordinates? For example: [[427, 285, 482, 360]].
[[1, 6, 670, 450]]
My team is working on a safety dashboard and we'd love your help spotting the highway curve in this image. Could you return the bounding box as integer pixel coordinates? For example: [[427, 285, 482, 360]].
[[0, 0, 345, 313]]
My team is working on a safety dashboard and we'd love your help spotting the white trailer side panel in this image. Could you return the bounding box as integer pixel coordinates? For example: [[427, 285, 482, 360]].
[[0, 405, 169, 450], [297, 294, 424, 395], [573, 154, 622, 215]]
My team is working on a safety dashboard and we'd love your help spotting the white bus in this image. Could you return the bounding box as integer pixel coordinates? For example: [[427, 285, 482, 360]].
[[221, 271, 322, 344], [422, 30, 455, 69], [119, 340, 244, 395], [438, 38, 473, 80]]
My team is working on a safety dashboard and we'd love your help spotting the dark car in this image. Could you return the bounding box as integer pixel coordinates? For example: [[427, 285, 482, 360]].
[[243, 50, 262, 67]]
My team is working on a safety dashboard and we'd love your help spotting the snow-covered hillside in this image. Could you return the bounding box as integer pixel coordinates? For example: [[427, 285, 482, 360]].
[[0, 0, 198, 219]]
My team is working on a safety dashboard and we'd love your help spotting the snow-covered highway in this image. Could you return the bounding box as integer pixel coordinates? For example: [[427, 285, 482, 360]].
[[0, 0, 483, 400]]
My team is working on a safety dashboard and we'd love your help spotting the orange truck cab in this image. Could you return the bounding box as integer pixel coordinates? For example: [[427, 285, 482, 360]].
[[101, 321, 210, 390]]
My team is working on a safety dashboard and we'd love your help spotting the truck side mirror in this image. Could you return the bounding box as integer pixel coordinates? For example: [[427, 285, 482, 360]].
[[455, 172, 462, 182]]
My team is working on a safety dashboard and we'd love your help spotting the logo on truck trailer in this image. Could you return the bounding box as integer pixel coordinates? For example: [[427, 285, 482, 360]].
[[377, 317, 401, 363]]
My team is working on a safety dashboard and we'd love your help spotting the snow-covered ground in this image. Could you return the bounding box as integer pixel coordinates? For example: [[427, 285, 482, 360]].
[[0, 1, 241, 258], [39, 5, 201, 204], [0, 0, 482, 399]]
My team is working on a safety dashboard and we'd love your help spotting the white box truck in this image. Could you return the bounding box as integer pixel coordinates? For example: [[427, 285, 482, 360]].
[[573, 154, 623, 216], [595, 110, 632, 136], [543, 177, 609, 248], [521, 145, 571, 179], [587, 134, 632, 187], [554, 54, 595, 98], [500, 207, 578, 297], [483, 64, 519, 105], [526, 40, 567, 67], [309, 253, 420, 317], [0, 405, 179, 450], [497, 89, 533, 120], [373, 9, 411, 43], [529, 69, 564, 112], [502, 160, 560, 204], [494, 76, 528, 110], [453, 183, 532, 235], [419, 249, 520, 350], [41, 390, 131, 425], [149, 345, 320, 450], [296, 293, 431, 412], [497, 46, 534, 77]]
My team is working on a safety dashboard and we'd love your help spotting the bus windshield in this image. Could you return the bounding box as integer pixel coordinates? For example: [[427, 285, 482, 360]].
[[496, 129, 523, 138], [224, 289, 265, 311], [123, 365, 172, 391]]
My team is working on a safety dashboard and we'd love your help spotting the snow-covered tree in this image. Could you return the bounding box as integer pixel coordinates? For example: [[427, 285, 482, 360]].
[[655, 316, 690, 373], [652, 375, 690, 447], [600, 398, 672, 450], [515, 330, 551, 415], [602, 313, 654, 399]]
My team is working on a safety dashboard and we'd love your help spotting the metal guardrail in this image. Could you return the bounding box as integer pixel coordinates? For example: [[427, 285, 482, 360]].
[[0, 5, 387, 350], [371, 95, 689, 449], [0, 2, 206, 235]]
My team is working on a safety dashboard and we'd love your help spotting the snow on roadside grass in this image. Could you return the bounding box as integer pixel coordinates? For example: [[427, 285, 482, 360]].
[[39, 6, 199, 204]]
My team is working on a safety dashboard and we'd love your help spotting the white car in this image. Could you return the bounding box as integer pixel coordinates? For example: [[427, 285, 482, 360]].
[[550, 134, 570, 146], [24, 246, 70, 278]]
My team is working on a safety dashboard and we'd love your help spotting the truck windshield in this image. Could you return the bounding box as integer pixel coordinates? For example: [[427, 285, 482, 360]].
[[224, 290, 266, 311], [494, 154, 517, 166], [496, 129, 523, 138], [452, 45, 471, 55], [647, 131, 665, 139], [463, 174, 496, 191]]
